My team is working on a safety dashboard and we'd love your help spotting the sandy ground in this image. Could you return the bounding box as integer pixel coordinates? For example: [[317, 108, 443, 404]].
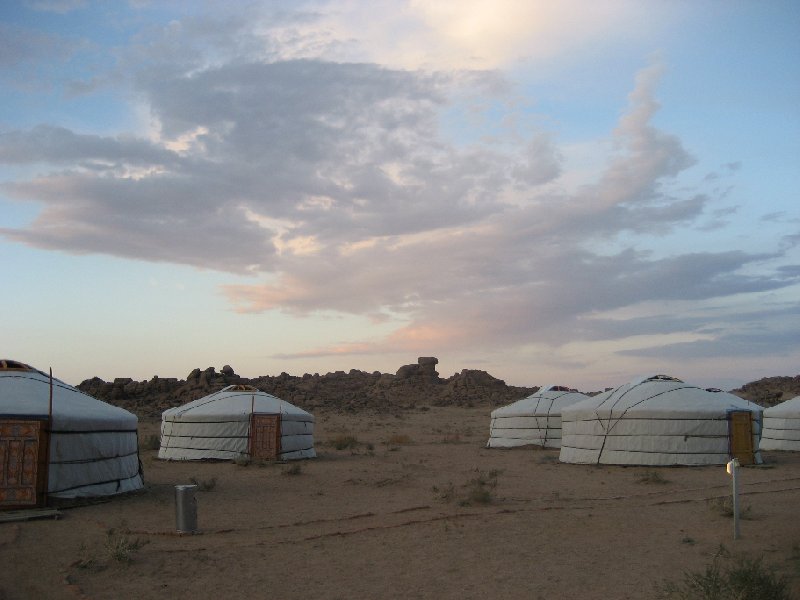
[[1, 406, 799, 600]]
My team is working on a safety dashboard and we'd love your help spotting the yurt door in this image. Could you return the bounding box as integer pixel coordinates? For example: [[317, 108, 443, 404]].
[[249, 414, 281, 460], [0, 419, 49, 509], [728, 411, 755, 465]]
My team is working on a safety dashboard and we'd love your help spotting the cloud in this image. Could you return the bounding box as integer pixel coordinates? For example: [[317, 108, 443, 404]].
[[0, 7, 796, 373], [0, 125, 178, 167], [261, 0, 679, 70], [23, 0, 88, 14]]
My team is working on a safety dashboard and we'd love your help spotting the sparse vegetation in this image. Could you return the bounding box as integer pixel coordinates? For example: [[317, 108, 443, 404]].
[[72, 543, 101, 571], [655, 549, 791, 600], [140, 434, 160, 451], [331, 434, 360, 450], [386, 434, 413, 445], [432, 482, 456, 503], [707, 496, 753, 520], [461, 469, 499, 506], [282, 463, 302, 476], [637, 470, 670, 485], [189, 476, 217, 491], [536, 453, 558, 464], [435, 469, 501, 506], [233, 454, 251, 466], [105, 529, 146, 563], [439, 430, 462, 444]]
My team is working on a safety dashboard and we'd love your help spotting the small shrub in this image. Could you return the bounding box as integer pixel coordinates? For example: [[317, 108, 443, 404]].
[[141, 434, 160, 451], [638, 470, 670, 485], [460, 469, 500, 506], [233, 454, 251, 466], [105, 529, 145, 563], [656, 552, 791, 600], [189, 476, 217, 491], [386, 434, 413, 445], [331, 434, 360, 450], [789, 544, 800, 576], [707, 496, 753, 520], [282, 463, 302, 476], [73, 543, 101, 571], [432, 482, 456, 503], [440, 431, 462, 444]]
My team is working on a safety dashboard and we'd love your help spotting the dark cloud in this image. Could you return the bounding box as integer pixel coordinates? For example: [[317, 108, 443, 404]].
[[0, 125, 178, 167]]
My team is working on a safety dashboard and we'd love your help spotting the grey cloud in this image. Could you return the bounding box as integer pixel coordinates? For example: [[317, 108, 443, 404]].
[[24, 0, 88, 13], [620, 327, 800, 360], [2, 27, 797, 365], [0, 125, 179, 167], [0, 23, 86, 69]]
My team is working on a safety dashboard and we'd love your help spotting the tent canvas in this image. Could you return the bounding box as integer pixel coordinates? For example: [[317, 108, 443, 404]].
[[0, 360, 143, 507], [760, 395, 800, 451], [559, 375, 763, 466], [487, 385, 589, 449], [159, 385, 315, 461]]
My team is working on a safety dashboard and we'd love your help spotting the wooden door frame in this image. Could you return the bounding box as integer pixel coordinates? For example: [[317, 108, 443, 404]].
[[0, 417, 50, 509], [249, 413, 281, 460], [727, 410, 755, 465]]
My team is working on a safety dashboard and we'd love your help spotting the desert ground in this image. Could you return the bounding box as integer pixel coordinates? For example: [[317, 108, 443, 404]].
[[1, 406, 799, 599]]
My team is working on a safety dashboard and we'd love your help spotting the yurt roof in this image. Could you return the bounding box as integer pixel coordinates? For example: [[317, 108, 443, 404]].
[[0, 360, 138, 430], [163, 385, 313, 420], [564, 374, 762, 419], [491, 385, 588, 418], [764, 395, 800, 418]]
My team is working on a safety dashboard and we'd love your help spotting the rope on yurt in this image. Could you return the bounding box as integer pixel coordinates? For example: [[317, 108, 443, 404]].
[[594, 380, 699, 463]]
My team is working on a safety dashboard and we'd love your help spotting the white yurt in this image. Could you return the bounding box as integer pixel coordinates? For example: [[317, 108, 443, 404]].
[[159, 385, 315, 461], [487, 385, 590, 449], [559, 375, 763, 466], [0, 359, 143, 508], [759, 396, 800, 451]]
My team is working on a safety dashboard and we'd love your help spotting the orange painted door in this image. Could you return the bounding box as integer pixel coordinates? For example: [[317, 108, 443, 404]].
[[0, 419, 48, 509], [249, 414, 280, 460], [728, 411, 755, 465]]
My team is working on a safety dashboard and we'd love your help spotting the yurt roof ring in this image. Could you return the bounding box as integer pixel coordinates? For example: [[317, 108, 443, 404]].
[[0, 359, 35, 371]]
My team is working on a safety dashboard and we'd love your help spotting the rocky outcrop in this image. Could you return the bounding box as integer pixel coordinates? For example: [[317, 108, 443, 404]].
[[77, 357, 537, 418], [77, 358, 798, 419], [730, 375, 800, 407]]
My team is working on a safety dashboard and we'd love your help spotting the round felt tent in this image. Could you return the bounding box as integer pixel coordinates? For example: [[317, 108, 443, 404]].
[[487, 385, 589, 449], [759, 396, 800, 451], [559, 375, 763, 466], [159, 385, 315, 461], [0, 360, 143, 508]]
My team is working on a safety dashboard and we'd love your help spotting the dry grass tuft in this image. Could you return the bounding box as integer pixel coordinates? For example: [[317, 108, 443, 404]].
[[331, 434, 360, 450], [637, 470, 670, 485], [140, 434, 160, 451], [707, 496, 753, 520], [105, 529, 146, 563], [386, 434, 413, 445], [655, 548, 790, 599], [282, 463, 303, 476], [189, 476, 217, 491]]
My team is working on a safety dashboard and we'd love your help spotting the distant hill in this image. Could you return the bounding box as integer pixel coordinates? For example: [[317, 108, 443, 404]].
[[77, 357, 799, 418], [729, 375, 800, 407], [77, 357, 536, 418]]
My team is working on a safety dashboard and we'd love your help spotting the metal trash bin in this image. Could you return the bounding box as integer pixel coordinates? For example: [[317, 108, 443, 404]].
[[175, 484, 198, 533]]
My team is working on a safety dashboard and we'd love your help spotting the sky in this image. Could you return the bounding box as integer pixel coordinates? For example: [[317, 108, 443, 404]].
[[1, 0, 798, 391]]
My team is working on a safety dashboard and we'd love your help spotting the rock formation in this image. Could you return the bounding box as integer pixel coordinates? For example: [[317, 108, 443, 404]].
[[78, 357, 536, 418], [76, 358, 799, 419]]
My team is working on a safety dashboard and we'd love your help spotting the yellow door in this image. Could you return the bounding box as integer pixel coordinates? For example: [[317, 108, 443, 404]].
[[0, 419, 49, 509], [728, 411, 755, 465], [249, 414, 280, 460]]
